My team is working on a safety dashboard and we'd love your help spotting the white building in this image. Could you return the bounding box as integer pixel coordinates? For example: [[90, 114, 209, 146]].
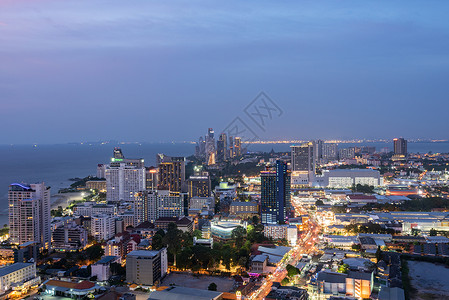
[[8, 183, 51, 250], [105, 163, 145, 203], [91, 256, 120, 281], [263, 224, 298, 246], [74, 203, 116, 217], [0, 263, 40, 294], [321, 169, 383, 188], [91, 214, 116, 241]]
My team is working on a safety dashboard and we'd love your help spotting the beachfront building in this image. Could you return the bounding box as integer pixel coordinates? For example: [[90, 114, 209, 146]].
[[105, 149, 145, 203], [8, 183, 51, 250]]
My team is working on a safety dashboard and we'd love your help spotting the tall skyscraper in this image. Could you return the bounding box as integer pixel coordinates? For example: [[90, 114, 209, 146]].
[[394, 138, 407, 156], [216, 133, 228, 162], [228, 136, 234, 158], [105, 149, 146, 202], [260, 161, 291, 224], [315, 140, 323, 164], [291, 142, 315, 173], [145, 167, 159, 191], [234, 137, 242, 157], [9, 182, 51, 250], [322, 143, 338, 162], [157, 154, 185, 193], [205, 128, 216, 165]]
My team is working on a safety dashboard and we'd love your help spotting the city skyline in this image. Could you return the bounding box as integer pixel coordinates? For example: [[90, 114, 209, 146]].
[[1, 1, 449, 144]]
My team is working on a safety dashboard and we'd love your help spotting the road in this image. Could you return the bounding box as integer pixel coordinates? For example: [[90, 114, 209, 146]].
[[249, 200, 321, 300]]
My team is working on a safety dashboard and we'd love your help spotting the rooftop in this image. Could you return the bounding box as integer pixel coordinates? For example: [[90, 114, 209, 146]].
[[347, 271, 373, 281], [0, 263, 33, 277], [127, 250, 160, 258], [316, 270, 347, 283], [95, 256, 119, 265], [148, 286, 223, 300]]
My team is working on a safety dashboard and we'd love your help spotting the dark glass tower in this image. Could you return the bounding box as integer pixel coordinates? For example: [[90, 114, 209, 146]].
[[261, 160, 291, 224], [394, 138, 407, 156]]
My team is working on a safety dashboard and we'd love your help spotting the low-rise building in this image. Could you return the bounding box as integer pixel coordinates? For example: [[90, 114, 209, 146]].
[[263, 224, 298, 246], [315, 270, 347, 297], [42, 280, 100, 298], [86, 180, 106, 192], [346, 271, 373, 299], [251, 255, 268, 274], [211, 220, 246, 242], [148, 286, 223, 300], [154, 217, 193, 233], [0, 263, 40, 295], [91, 256, 120, 281], [229, 201, 259, 219]]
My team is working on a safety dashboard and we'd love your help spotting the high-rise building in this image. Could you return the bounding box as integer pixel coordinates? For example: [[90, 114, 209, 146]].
[[91, 214, 116, 241], [126, 249, 168, 286], [291, 142, 315, 173], [157, 155, 185, 193], [205, 128, 216, 165], [134, 191, 184, 225], [52, 221, 88, 251], [186, 174, 211, 198], [260, 161, 291, 224], [228, 136, 234, 158], [105, 165, 145, 202], [8, 183, 51, 250], [234, 137, 242, 157], [216, 133, 228, 162], [322, 143, 338, 162], [315, 140, 324, 164], [105, 149, 146, 202], [339, 147, 356, 160], [145, 167, 158, 191], [393, 138, 407, 156]]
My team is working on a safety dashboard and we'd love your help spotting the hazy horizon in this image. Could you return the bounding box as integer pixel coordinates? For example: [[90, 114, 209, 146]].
[[1, 1, 449, 144]]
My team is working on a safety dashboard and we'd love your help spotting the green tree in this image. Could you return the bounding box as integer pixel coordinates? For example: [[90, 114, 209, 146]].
[[177, 248, 193, 270], [231, 226, 246, 249], [252, 215, 260, 224], [193, 229, 203, 239], [315, 199, 324, 206], [430, 228, 437, 236], [85, 244, 104, 261], [221, 244, 233, 270], [152, 233, 164, 250], [281, 277, 289, 285], [337, 263, 349, 274], [286, 264, 300, 277], [163, 223, 183, 266]]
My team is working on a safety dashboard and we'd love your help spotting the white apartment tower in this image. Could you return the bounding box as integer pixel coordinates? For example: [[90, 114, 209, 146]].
[[91, 214, 116, 241], [8, 183, 51, 250], [106, 165, 145, 202]]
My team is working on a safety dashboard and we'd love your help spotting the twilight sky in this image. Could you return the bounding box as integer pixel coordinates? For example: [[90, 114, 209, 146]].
[[1, 1, 449, 144]]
